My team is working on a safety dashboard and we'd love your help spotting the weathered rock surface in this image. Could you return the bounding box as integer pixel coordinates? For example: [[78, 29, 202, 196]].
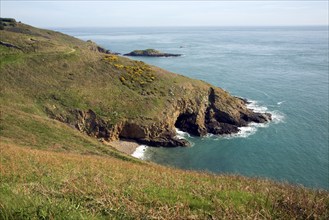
[[124, 49, 181, 57], [87, 40, 120, 55], [47, 86, 271, 147]]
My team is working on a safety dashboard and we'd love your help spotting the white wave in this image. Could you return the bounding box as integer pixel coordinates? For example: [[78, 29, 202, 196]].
[[247, 100, 285, 123], [175, 128, 196, 146], [246, 100, 268, 113], [131, 145, 148, 159], [205, 133, 214, 138], [270, 110, 285, 124], [235, 126, 257, 138], [175, 128, 191, 139], [215, 99, 285, 139], [174, 100, 284, 141], [222, 123, 263, 139]]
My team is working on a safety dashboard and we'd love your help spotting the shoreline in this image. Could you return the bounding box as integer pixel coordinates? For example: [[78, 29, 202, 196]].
[[108, 139, 148, 159], [109, 139, 140, 155]]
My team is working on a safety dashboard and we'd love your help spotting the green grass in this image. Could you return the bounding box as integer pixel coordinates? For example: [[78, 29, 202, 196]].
[[1, 145, 328, 219]]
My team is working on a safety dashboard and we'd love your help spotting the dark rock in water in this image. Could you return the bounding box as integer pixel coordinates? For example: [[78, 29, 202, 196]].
[[235, 96, 250, 104], [124, 49, 181, 57], [206, 120, 239, 135], [242, 112, 272, 123], [139, 136, 189, 147]]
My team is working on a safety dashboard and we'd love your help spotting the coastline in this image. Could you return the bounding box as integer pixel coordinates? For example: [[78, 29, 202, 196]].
[[109, 140, 140, 155], [109, 140, 147, 159]]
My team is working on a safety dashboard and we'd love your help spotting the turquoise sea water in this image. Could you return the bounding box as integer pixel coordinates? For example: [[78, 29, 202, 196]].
[[58, 26, 329, 189]]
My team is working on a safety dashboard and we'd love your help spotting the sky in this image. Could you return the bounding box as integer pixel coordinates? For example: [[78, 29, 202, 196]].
[[1, 1, 328, 27]]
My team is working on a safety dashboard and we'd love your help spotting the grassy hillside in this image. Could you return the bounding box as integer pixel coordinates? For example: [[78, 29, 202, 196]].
[[0, 19, 215, 146], [1, 19, 329, 219], [1, 144, 328, 219]]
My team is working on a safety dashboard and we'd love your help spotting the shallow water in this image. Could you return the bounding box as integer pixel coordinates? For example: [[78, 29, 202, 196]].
[[58, 26, 329, 189]]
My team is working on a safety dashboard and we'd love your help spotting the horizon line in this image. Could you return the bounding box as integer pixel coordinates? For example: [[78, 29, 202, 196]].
[[48, 24, 329, 29]]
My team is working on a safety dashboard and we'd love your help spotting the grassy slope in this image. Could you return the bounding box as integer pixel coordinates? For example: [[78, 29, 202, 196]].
[[1, 144, 328, 219], [0, 21, 329, 219]]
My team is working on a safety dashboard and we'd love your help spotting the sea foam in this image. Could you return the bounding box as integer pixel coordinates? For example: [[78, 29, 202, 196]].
[[218, 100, 285, 139], [175, 128, 191, 139], [247, 100, 285, 123], [131, 145, 148, 159]]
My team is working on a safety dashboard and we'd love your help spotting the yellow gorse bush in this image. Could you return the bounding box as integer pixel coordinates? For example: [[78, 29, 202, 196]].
[[103, 55, 155, 88]]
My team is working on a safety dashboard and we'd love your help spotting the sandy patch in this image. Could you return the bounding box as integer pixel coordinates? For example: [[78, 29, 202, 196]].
[[109, 140, 140, 155]]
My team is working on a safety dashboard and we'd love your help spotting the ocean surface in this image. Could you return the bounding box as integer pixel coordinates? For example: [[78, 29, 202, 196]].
[[57, 26, 329, 190]]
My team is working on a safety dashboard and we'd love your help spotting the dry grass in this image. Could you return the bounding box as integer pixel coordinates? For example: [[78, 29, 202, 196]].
[[1, 144, 328, 219]]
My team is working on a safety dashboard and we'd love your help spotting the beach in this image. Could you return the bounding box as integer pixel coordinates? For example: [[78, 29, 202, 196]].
[[109, 140, 140, 155]]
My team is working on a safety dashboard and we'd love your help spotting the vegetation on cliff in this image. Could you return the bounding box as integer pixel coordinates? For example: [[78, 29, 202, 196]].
[[1, 20, 328, 219]]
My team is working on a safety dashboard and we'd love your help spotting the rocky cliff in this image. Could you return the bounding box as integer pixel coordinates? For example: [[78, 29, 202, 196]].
[[47, 86, 271, 147]]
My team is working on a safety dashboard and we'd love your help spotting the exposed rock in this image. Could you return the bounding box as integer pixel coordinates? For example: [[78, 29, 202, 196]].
[[119, 121, 188, 147], [87, 40, 120, 55], [206, 120, 239, 135], [174, 87, 271, 138], [0, 41, 21, 50], [46, 85, 271, 148], [124, 49, 181, 57]]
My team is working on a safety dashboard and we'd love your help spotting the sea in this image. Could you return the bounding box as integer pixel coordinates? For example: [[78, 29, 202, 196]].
[[57, 26, 329, 190]]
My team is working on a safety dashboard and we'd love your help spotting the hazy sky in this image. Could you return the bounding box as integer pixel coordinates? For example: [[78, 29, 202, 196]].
[[1, 1, 328, 27]]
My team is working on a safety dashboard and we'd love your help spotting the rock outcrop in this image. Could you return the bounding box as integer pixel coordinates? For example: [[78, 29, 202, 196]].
[[47, 87, 271, 147], [124, 49, 181, 57], [86, 40, 120, 55], [0, 41, 21, 50]]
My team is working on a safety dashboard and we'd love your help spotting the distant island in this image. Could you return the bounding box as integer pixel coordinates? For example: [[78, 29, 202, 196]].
[[124, 48, 181, 57]]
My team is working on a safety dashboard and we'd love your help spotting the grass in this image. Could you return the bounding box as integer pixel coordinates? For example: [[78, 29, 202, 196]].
[[1, 144, 328, 219], [0, 20, 328, 219], [0, 22, 210, 125]]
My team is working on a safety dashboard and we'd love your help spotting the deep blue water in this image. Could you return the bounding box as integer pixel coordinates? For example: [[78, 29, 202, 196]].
[[58, 26, 329, 190]]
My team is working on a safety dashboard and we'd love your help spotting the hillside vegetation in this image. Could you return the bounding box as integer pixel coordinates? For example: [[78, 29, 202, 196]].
[[1, 19, 328, 219]]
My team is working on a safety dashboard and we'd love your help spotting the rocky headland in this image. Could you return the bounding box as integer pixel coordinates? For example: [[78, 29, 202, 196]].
[[124, 49, 181, 57], [47, 87, 271, 147]]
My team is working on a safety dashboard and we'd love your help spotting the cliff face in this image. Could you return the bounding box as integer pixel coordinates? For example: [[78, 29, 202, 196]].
[[1, 20, 271, 148], [47, 86, 271, 147], [126, 85, 272, 146]]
